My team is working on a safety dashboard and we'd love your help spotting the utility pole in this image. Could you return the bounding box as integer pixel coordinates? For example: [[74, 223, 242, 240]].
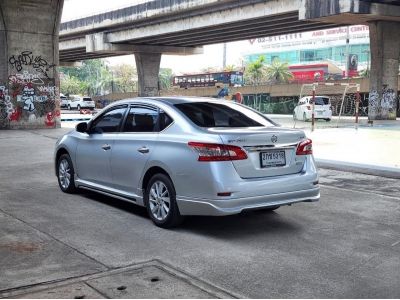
[[345, 26, 350, 78], [223, 43, 227, 70]]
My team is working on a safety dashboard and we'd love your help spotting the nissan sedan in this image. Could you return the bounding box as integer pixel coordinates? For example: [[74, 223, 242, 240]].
[[55, 97, 320, 228]]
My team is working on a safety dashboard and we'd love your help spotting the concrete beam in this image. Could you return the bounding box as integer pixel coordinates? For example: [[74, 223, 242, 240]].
[[0, 0, 63, 129], [300, 0, 400, 24], [85, 32, 203, 55], [135, 53, 161, 97], [106, 0, 298, 44], [368, 21, 400, 120], [59, 61, 83, 67]]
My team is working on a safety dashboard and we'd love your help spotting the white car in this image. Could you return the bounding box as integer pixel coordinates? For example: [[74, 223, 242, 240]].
[[293, 96, 332, 122], [68, 96, 95, 110], [60, 94, 69, 109]]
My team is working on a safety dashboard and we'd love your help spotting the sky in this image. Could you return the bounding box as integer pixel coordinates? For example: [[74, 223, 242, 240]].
[[62, 0, 248, 74]]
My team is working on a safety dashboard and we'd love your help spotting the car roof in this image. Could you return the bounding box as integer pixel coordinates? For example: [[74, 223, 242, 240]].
[[112, 96, 228, 106]]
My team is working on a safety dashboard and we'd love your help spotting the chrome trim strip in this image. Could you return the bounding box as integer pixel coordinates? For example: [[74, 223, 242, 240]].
[[244, 144, 297, 151], [79, 186, 140, 204]]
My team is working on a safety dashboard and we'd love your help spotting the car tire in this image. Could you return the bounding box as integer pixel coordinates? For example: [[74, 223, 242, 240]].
[[77, 105, 81, 110], [144, 173, 183, 228], [68, 105, 71, 110], [57, 153, 77, 194], [293, 111, 297, 121], [303, 112, 307, 122], [325, 118, 331, 122]]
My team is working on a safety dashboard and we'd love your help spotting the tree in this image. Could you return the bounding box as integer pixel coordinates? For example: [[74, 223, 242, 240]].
[[265, 59, 293, 83], [60, 59, 113, 96], [223, 64, 237, 72], [60, 75, 87, 96], [244, 56, 267, 85], [111, 64, 137, 93], [159, 68, 174, 90]]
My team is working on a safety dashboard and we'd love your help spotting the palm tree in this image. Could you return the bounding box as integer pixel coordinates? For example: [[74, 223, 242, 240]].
[[223, 64, 237, 72], [244, 56, 266, 85], [265, 60, 293, 83]]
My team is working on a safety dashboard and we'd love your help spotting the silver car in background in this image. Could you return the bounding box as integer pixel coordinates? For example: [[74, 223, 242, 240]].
[[55, 97, 319, 228]]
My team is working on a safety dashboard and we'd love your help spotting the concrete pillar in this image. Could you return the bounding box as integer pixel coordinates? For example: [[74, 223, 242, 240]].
[[134, 53, 161, 97], [368, 21, 400, 120], [0, 0, 63, 129]]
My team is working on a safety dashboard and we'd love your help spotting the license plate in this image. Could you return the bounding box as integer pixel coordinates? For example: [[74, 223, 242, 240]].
[[260, 151, 286, 168]]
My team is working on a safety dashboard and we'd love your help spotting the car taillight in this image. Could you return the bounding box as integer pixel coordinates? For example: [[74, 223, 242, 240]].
[[306, 105, 311, 110], [188, 142, 248, 161], [296, 139, 313, 155]]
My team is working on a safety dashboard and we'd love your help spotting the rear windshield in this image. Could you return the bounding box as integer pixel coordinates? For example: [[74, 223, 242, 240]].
[[310, 97, 330, 105], [175, 102, 275, 128], [83, 97, 92, 101]]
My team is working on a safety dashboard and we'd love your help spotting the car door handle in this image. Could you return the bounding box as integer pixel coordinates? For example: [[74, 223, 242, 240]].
[[138, 147, 149, 154], [102, 144, 111, 151]]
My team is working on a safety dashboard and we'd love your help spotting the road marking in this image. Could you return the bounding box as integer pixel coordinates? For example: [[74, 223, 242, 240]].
[[391, 240, 400, 247]]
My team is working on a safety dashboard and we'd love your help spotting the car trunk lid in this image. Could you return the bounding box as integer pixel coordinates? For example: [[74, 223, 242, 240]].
[[208, 127, 307, 178]]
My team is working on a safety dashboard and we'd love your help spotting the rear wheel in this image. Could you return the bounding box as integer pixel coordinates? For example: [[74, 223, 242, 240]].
[[77, 104, 81, 110], [57, 154, 77, 193], [144, 174, 183, 228]]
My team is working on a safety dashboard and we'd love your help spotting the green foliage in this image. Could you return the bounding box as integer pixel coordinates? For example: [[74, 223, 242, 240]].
[[223, 64, 237, 72], [159, 68, 174, 90], [265, 60, 293, 83], [244, 56, 267, 85], [111, 64, 137, 93], [60, 75, 88, 96], [359, 68, 370, 78], [60, 59, 115, 96]]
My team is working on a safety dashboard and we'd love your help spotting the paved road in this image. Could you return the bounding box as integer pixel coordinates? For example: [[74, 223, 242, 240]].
[[0, 129, 399, 298]]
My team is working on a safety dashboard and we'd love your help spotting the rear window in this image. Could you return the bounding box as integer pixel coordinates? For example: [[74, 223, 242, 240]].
[[310, 97, 330, 105], [83, 97, 92, 101], [175, 102, 275, 128]]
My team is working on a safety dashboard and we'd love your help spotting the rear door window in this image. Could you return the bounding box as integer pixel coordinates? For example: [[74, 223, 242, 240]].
[[122, 106, 158, 132], [175, 102, 275, 128]]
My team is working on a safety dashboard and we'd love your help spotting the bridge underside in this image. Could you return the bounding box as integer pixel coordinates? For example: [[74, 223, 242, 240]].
[[60, 12, 338, 62]]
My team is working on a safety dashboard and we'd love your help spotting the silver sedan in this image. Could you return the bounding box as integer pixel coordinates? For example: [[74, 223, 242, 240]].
[[55, 97, 319, 228]]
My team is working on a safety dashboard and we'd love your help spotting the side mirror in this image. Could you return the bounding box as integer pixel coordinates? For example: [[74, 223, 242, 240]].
[[76, 122, 88, 133]]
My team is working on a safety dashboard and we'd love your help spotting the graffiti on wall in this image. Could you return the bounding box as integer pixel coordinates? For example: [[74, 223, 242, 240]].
[[9, 51, 55, 79], [0, 50, 59, 128]]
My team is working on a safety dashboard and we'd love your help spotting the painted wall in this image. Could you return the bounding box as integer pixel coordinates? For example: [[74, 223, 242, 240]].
[[0, 0, 63, 129]]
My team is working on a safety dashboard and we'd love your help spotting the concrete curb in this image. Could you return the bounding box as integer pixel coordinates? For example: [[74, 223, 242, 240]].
[[316, 159, 400, 179]]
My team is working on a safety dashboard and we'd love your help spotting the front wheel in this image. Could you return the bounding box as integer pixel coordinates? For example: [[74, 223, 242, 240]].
[[57, 154, 77, 193], [144, 174, 183, 228]]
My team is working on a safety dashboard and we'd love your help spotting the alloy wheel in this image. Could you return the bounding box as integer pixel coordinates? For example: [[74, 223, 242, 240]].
[[149, 181, 170, 221], [58, 158, 71, 189]]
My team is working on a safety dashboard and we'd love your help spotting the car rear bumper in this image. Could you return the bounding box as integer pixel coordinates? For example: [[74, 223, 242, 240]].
[[177, 187, 320, 216]]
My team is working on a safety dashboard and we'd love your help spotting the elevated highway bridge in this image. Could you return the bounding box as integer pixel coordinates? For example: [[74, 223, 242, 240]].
[[0, 0, 400, 128]]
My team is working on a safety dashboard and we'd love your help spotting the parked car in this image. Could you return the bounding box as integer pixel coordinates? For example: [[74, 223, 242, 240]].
[[293, 96, 332, 122], [60, 94, 69, 109], [55, 97, 320, 228], [67, 96, 95, 110]]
